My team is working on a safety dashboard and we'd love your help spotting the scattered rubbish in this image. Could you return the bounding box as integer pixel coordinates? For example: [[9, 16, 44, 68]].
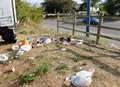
[[8, 61, 12, 64], [64, 68, 95, 87], [109, 43, 118, 49], [61, 48, 67, 51], [29, 57, 35, 60], [16, 35, 32, 46], [16, 44, 32, 58], [20, 44, 32, 52], [4, 67, 16, 73], [59, 36, 71, 45], [0, 54, 8, 62], [32, 36, 52, 48], [63, 77, 71, 86], [63, 41, 70, 45], [75, 40, 84, 46], [38, 37, 52, 44], [12, 44, 19, 51], [71, 39, 84, 46], [11, 67, 15, 72], [16, 50, 25, 58]]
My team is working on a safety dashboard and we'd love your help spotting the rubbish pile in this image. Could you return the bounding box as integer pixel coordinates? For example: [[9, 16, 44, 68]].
[[11, 35, 32, 58], [56, 36, 84, 46], [63, 68, 95, 87], [0, 53, 9, 63], [0, 35, 84, 62], [32, 36, 52, 48]]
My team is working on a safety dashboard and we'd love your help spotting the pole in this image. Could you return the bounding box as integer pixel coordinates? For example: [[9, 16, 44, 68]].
[[57, 12, 60, 33], [96, 13, 102, 44], [86, 0, 91, 37], [72, 12, 76, 36]]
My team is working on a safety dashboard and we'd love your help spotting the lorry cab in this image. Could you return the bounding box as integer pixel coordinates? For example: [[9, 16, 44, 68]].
[[0, 0, 17, 43]]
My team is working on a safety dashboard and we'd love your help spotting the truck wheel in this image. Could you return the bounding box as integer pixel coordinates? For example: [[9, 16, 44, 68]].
[[2, 29, 16, 43]]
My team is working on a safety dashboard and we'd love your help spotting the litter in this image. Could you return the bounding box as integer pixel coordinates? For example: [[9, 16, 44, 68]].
[[63, 41, 70, 45], [63, 77, 71, 86], [16, 35, 32, 46], [37, 37, 52, 44], [16, 50, 25, 58], [29, 57, 35, 60], [59, 36, 71, 45], [64, 68, 95, 87], [71, 39, 84, 46], [75, 40, 83, 46], [12, 44, 19, 51], [11, 67, 15, 72], [61, 48, 67, 51], [16, 44, 32, 58], [0, 54, 8, 62], [20, 44, 32, 52], [109, 43, 118, 49]]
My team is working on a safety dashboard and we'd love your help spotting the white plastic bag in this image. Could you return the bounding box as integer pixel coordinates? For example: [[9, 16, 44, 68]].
[[20, 44, 32, 52], [0, 54, 8, 62], [71, 70, 92, 87]]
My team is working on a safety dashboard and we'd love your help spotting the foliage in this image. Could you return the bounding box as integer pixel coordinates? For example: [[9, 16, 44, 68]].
[[56, 64, 68, 71], [103, 0, 120, 15], [20, 74, 36, 84], [42, 0, 75, 13], [16, 0, 43, 23], [79, 0, 99, 11], [33, 64, 49, 75], [19, 64, 49, 85]]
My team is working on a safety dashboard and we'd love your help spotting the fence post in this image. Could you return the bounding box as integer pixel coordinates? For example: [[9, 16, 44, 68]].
[[72, 12, 76, 36], [96, 13, 102, 44], [57, 12, 60, 33]]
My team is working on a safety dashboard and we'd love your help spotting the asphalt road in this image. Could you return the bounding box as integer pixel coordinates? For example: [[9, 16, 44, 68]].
[[42, 19, 120, 46]]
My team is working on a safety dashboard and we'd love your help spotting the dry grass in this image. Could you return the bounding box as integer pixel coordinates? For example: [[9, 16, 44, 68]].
[[0, 24, 120, 87]]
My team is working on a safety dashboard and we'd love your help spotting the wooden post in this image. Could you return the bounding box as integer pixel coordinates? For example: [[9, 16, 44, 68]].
[[96, 13, 102, 44], [57, 12, 60, 33], [72, 12, 76, 36]]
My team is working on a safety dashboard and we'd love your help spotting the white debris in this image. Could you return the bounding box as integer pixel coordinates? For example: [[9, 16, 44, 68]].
[[16, 50, 25, 58], [63, 41, 70, 45], [0, 54, 8, 62], [38, 37, 52, 44], [61, 48, 67, 51], [20, 44, 32, 52], [12, 44, 19, 51], [75, 40, 83, 46], [64, 68, 95, 87], [11, 67, 15, 72], [16, 44, 32, 58], [70, 68, 95, 87], [109, 43, 118, 49]]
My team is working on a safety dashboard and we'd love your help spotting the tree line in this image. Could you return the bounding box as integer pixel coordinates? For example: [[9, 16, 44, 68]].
[[42, 0, 120, 15]]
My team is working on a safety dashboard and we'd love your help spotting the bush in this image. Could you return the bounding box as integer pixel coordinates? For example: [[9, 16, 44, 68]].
[[16, 0, 43, 23]]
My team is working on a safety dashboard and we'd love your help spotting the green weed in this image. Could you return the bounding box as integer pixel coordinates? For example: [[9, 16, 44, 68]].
[[56, 64, 68, 71], [19, 74, 36, 85]]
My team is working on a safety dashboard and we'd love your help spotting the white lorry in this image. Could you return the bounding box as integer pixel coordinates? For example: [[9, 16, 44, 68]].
[[0, 0, 17, 43]]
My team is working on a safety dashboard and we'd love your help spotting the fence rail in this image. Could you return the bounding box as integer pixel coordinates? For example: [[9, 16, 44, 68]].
[[57, 12, 120, 44]]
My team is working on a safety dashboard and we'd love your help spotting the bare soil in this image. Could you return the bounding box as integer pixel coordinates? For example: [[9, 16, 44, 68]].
[[0, 24, 120, 87]]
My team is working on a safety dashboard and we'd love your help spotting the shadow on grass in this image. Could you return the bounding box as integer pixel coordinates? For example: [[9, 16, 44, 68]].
[[0, 41, 10, 46], [84, 43, 120, 55], [67, 49, 94, 62], [67, 48, 120, 77]]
